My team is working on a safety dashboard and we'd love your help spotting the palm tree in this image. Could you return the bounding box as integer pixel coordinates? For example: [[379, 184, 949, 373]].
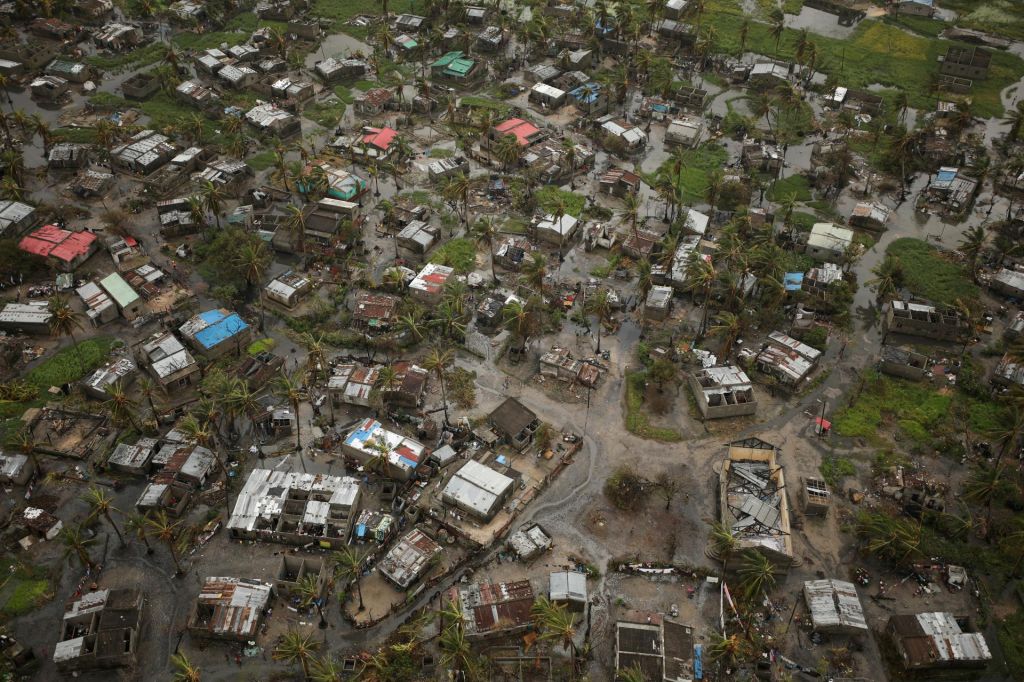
[[520, 252, 548, 292], [171, 652, 202, 682], [125, 512, 154, 554], [104, 382, 141, 432], [708, 521, 737, 568], [442, 172, 472, 226], [423, 345, 454, 425], [747, 91, 776, 136], [585, 288, 614, 353], [297, 574, 327, 628], [438, 599, 477, 680], [273, 629, 322, 679], [532, 596, 579, 679], [959, 224, 986, 281], [47, 295, 85, 374], [309, 655, 344, 682], [710, 311, 744, 358], [332, 546, 366, 612], [494, 133, 523, 171], [274, 371, 306, 450], [855, 511, 921, 564], [769, 10, 785, 56], [200, 180, 225, 229], [146, 510, 184, 576], [284, 203, 307, 255], [963, 465, 1011, 539], [472, 217, 499, 282], [399, 312, 426, 343], [738, 19, 750, 54], [737, 550, 776, 603], [866, 254, 903, 304], [503, 299, 534, 357], [1003, 101, 1024, 147], [60, 523, 97, 572], [83, 487, 126, 549]]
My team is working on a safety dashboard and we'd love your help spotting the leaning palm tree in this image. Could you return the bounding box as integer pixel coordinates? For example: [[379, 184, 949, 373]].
[[616, 664, 647, 682], [274, 370, 306, 450], [520, 252, 547, 292], [737, 550, 776, 603], [866, 254, 903, 305], [47, 295, 85, 374], [332, 545, 366, 612], [963, 465, 1011, 539], [273, 629, 322, 679], [439, 616, 477, 680], [584, 288, 614, 353], [104, 382, 141, 431], [60, 523, 97, 573], [709, 311, 744, 358], [83, 487, 127, 549], [472, 216, 499, 282], [708, 521, 737, 569], [308, 654, 344, 682], [532, 596, 579, 680], [422, 345, 454, 426], [171, 652, 202, 682], [124, 512, 154, 554], [296, 574, 327, 628], [200, 179, 225, 229], [146, 510, 184, 576]]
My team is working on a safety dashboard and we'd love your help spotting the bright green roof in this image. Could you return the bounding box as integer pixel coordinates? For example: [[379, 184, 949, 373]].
[[432, 51, 464, 68], [445, 58, 476, 76], [99, 272, 139, 307]]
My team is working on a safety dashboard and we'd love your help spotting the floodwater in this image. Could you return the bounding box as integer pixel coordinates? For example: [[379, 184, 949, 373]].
[[784, 6, 858, 40], [305, 33, 373, 68]]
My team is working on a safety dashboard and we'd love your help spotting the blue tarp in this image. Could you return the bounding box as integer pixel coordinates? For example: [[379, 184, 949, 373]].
[[783, 272, 804, 291], [356, 523, 366, 538], [694, 643, 703, 679], [194, 313, 249, 349], [199, 309, 226, 324]]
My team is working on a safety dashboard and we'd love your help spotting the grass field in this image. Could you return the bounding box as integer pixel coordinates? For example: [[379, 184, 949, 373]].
[[886, 238, 978, 306], [767, 173, 812, 202], [304, 98, 347, 128], [646, 143, 730, 205], [937, 0, 1024, 41], [247, 149, 278, 171], [703, 0, 1023, 117], [1, 576, 51, 617], [86, 43, 164, 71], [625, 371, 683, 442], [535, 186, 585, 217], [429, 238, 477, 273]]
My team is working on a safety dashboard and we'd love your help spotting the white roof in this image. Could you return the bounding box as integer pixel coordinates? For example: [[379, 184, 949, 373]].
[[807, 222, 853, 252], [441, 459, 514, 517], [803, 579, 868, 632], [536, 214, 578, 237], [531, 82, 566, 99], [227, 468, 361, 532]]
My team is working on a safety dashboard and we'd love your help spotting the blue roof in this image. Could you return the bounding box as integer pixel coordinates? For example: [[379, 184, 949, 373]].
[[570, 82, 601, 104], [936, 168, 957, 183], [194, 313, 249, 349], [694, 644, 703, 679], [783, 272, 804, 291], [356, 524, 367, 537], [199, 309, 226, 324]]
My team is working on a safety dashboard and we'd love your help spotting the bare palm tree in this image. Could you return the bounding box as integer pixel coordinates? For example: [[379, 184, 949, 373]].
[[171, 652, 202, 682], [332, 545, 366, 612], [60, 523, 97, 573], [273, 629, 322, 679], [47, 295, 85, 374], [423, 345, 454, 425], [146, 510, 184, 576], [83, 487, 126, 549]]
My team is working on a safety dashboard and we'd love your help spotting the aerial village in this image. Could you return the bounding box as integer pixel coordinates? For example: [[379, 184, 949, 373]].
[[3, 0, 1024, 680]]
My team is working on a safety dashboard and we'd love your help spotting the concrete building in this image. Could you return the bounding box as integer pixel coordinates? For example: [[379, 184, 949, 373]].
[[328, 364, 378, 407], [597, 116, 648, 153], [140, 331, 199, 389], [508, 524, 552, 560], [549, 571, 587, 612], [179, 309, 252, 358], [409, 263, 455, 306], [76, 281, 117, 327], [0, 453, 34, 486], [615, 613, 695, 682], [45, 59, 90, 83], [644, 285, 673, 321], [488, 398, 539, 451], [719, 438, 794, 567], [121, 71, 159, 99], [529, 82, 567, 109], [804, 579, 867, 634], [99, 272, 143, 320], [351, 292, 400, 332], [19, 225, 98, 271], [805, 222, 854, 261], [430, 51, 484, 85], [446, 580, 535, 640], [244, 102, 301, 137], [82, 357, 136, 400], [93, 22, 143, 50], [397, 220, 440, 254], [0, 200, 37, 236], [885, 300, 966, 342], [665, 116, 703, 147], [534, 213, 579, 246], [53, 589, 142, 674], [265, 271, 313, 308], [30, 75, 68, 101], [689, 366, 757, 419], [378, 528, 443, 589], [887, 612, 991, 670], [0, 302, 53, 335], [106, 437, 158, 475], [227, 469, 362, 549], [938, 46, 991, 80], [754, 331, 822, 387], [314, 57, 367, 82], [879, 345, 931, 381], [341, 418, 428, 480], [801, 477, 832, 515], [893, 0, 935, 16], [110, 130, 178, 175], [990, 268, 1024, 299], [441, 459, 516, 521], [849, 201, 890, 230], [188, 577, 272, 641]]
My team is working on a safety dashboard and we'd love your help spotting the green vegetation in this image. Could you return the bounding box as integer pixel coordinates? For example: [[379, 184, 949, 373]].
[[883, 14, 948, 38], [139, 94, 215, 137], [52, 127, 98, 144], [458, 96, 511, 115], [535, 186, 585, 217], [998, 610, 1024, 681], [429, 238, 477, 273], [625, 372, 682, 442], [767, 174, 812, 202], [88, 92, 128, 110], [819, 456, 856, 487], [312, 0, 423, 29], [590, 255, 620, 278], [247, 338, 276, 355], [886, 238, 978, 306], [304, 98, 347, 128], [247, 149, 278, 171], [26, 338, 116, 393], [1, 575, 51, 617], [334, 86, 355, 104], [834, 371, 1006, 453], [648, 144, 729, 205], [194, 226, 270, 297], [937, 0, 1024, 41], [85, 43, 164, 71], [172, 29, 249, 51], [428, 148, 455, 159], [703, 1, 1023, 116], [353, 80, 377, 91]]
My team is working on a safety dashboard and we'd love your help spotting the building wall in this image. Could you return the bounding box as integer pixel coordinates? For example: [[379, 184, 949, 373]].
[[884, 307, 961, 341], [688, 374, 757, 419]]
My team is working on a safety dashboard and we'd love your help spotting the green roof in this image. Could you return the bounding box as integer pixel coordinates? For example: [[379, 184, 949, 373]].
[[431, 51, 464, 68], [99, 272, 139, 308], [399, 38, 418, 49], [445, 58, 476, 76]]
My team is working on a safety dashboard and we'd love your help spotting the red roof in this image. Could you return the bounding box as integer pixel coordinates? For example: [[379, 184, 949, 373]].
[[495, 118, 540, 146], [362, 127, 398, 151], [123, 236, 138, 247], [19, 225, 97, 263]]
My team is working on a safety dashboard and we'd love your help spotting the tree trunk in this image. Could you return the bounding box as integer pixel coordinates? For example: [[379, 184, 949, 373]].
[[104, 511, 127, 548], [293, 398, 302, 449], [166, 541, 183, 575]]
